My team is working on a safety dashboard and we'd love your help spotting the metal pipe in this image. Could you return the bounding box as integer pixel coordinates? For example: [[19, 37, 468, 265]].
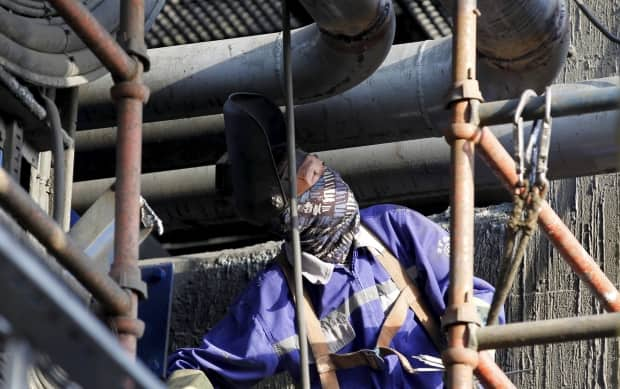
[[440, 0, 570, 95], [475, 313, 620, 350], [4, 338, 32, 389], [0, 220, 165, 389], [71, 110, 620, 227], [77, 2, 567, 131], [477, 127, 620, 312], [57, 87, 80, 231], [75, 79, 620, 154], [475, 351, 517, 388], [442, 1, 479, 387], [77, 0, 396, 128], [107, 0, 149, 358], [76, 115, 225, 153], [47, 0, 138, 81], [40, 95, 66, 226], [480, 85, 620, 127], [0, 168, 131, 316], [282, 2, 310, 386]]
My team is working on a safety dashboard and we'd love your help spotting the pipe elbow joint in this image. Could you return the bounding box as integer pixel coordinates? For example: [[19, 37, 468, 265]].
[[477, 0, 570, 99], [292, 0, 396, 102]]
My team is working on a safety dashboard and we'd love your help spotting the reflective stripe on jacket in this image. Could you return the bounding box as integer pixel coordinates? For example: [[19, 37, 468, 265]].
[[167, 204, 501, 388]]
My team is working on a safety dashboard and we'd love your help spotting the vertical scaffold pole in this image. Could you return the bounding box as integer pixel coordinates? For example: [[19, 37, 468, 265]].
[[108, 0, 150, 357], [282, 1, 311, 387], [442, 1, 480, 387]]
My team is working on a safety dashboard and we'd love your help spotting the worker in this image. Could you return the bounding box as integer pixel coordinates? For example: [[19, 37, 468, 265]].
[[166, 93, 501, 388]]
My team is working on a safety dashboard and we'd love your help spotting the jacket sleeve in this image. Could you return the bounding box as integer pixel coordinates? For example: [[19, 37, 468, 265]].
[[368, 205, 504, 325], [166, 278, 281, 388]]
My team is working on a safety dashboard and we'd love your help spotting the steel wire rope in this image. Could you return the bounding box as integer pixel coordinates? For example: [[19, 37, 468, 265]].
[[282, 0, 311, 387], [573, 0, 620, 44]]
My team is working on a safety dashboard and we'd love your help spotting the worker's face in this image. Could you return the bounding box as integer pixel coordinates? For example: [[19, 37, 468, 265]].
[[295, 154, 326, 196], [275, 154, 360, 263]]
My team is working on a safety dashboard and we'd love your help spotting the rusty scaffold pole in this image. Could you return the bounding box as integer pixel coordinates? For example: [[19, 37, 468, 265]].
[[108, 0, 150, 357], [441, 0, 481, 387], [48, 0, 149, 357]]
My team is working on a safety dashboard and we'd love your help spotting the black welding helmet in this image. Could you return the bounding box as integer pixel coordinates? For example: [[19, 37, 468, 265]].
[[223, 93, 291, 226]]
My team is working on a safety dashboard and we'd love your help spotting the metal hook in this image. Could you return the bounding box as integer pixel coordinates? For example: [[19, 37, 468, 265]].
[[513, 89, 538, 187], [536, 87, 553, 191]]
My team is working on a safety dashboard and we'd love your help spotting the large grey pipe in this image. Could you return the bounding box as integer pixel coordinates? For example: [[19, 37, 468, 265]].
[[77, 0, 395, 128], [77, 0, 568, 130], [76, 78, 617, 157], [72, 109, 619, 230]]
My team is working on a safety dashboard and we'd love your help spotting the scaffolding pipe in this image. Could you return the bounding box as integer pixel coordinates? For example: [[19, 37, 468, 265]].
[[46, 0, 139, 81], [77, 0, 396, 128], [475, 351, 516, 388], [107, 0, 150, 358], [475, 313, 620, 350], [441, 1, 480, 387], [0, 168, 131, 316], [477, 127, 620, 312], [49, 0, 150, 357]]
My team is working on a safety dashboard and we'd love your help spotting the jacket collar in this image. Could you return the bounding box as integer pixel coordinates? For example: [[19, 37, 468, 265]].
[[284, 226, 384, 285]]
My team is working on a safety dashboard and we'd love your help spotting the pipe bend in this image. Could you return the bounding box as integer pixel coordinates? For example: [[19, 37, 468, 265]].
[[77, 0, 395, 128], [287, 0, 395, 100], [477, 0, 570, 98]]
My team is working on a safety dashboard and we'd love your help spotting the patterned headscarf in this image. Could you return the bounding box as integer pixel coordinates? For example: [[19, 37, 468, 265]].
[[277, 164, 360, 264]]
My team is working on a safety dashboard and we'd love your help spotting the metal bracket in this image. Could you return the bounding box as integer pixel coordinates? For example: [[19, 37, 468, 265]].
[[441, 305, 481, 330], [446, 79, 484, 107], [110, 265, 148, 300], [120, 37, 151, 72]]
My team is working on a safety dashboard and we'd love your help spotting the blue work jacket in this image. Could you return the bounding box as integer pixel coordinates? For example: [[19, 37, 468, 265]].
[[168, 204, 500, 388]]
